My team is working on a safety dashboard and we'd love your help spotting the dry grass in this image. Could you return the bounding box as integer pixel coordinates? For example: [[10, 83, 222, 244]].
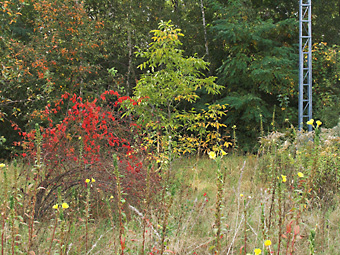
[[1, 126, 340, 254]]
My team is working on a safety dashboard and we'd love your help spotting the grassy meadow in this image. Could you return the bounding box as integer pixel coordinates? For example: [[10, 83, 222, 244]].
[[1, 122, 340, 255]]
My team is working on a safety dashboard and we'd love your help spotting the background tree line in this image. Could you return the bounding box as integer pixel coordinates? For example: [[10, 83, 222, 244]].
[[1, 0, 340, 157]]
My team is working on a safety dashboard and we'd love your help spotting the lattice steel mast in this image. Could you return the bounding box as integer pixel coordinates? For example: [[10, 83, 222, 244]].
[[299, 0, 312, 131]]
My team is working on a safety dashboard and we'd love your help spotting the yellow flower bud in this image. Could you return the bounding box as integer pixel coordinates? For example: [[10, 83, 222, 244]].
[[264, 240, 272, 246], [208, 151, 216, 160], [62, 203, 69, 209], [306, 119, 314, 125], [298, 172, 304, 178], [254, 248, 262, 255]]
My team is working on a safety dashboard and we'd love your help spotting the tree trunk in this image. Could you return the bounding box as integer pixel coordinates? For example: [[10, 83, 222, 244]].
[[200, 0, 210, 60]]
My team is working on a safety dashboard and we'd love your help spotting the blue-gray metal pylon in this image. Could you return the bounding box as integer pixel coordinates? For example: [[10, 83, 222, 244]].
[[299, 0, 313, 131]]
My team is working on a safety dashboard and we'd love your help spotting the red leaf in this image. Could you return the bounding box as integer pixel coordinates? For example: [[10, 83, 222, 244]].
[[286, 221, 293, 233]]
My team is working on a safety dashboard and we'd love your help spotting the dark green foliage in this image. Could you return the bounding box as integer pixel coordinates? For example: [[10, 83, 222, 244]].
[[313, 0, 340, 45], [210, 0, 298, 151], [312, 43, 340, 127], [2, 0, 340, 157]]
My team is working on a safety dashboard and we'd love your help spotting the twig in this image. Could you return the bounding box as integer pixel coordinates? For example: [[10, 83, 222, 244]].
[[186, 238, 214, 255], [66, 243, 73, 255], [226, 212, 246, 254], [87, 228, 112, 255], [128, 205, 160, 239]]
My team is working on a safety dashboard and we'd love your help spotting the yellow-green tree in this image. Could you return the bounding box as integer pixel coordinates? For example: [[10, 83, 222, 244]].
[[128, 21, 223, 155]]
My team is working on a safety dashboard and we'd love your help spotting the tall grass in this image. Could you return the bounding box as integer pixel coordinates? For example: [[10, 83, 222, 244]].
[[1, 123, 340, 254]]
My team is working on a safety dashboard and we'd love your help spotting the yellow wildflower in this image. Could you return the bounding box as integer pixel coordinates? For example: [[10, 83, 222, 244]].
[[208, 151, 216, 160], [78, 136, 82, 140], [281, 175, 287, 183], [91, 178, 95, 183], [62, 203, 69, 209], [316, 120, 322, 127], [52, 204, 58, 209], [240, 193, 244, 197], [85, 179, 90, 183], [221, 149, 227, 156], [298, 172, 304, 178], [0, 163, 5, 168], [306, 119, 314, 125], [254, 248, 262, 255], [264, 239, 272, 246]]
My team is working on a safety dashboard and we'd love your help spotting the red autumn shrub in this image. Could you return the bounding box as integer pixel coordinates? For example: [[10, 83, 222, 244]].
[[19, 91, 154, 218]]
